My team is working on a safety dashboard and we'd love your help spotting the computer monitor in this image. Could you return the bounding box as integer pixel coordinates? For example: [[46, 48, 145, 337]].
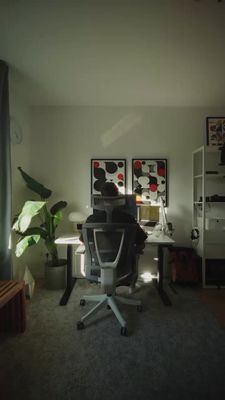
[[138, 204, 160, 226]]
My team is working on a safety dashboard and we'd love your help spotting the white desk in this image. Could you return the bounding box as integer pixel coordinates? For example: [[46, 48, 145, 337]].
[[55, 235, 81, 246], [145, 233, 174, 246], [56, 233, 175, 306]]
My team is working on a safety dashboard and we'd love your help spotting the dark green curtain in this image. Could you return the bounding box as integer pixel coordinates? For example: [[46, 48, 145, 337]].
[[0, 60, 12, 279]]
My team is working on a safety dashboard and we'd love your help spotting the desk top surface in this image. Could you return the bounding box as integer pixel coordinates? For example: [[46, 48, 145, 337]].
[[145, 233, 175, 245], [55, 234, 81, 245], [55, 233, 175, 246]]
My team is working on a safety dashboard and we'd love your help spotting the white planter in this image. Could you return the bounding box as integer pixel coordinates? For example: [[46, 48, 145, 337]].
[[45, 259, 67, 290]]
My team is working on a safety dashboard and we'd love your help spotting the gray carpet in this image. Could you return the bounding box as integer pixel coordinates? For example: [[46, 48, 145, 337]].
[[1, 279, 225, 400]]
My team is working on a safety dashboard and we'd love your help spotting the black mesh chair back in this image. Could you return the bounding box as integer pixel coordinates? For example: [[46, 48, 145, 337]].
[[82, 222, 137, 282]]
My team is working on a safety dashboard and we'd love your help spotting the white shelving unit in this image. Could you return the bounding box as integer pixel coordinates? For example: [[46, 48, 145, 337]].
[[192, 146, 225, 288]]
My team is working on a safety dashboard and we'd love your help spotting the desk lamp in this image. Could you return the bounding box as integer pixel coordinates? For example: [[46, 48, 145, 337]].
[[68, 211, 85, 233], [158, 197, 173, 236]]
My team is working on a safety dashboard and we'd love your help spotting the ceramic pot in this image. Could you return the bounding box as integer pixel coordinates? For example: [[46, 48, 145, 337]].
[[45, 259, 67, 290]]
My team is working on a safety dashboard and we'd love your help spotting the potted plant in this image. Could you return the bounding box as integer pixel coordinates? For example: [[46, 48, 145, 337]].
[[12, 167, 68, 289]]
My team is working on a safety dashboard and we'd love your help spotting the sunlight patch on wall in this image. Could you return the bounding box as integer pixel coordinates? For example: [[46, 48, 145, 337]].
[[101, 113, 142, 147]]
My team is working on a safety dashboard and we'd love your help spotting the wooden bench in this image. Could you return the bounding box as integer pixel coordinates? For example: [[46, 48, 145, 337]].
[[0, 280, 26, 333]]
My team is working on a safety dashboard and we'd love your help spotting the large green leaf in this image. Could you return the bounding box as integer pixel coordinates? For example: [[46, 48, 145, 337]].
[[19, 227, 48, 240], [42, 204, 52, 237], [50, 201, 67, 215], [15, 235, 40, 257], [52, 210, 62, 230], [12, 201, 46, 233], [18, 167, 52, 199], [50, 201, 67, 233]]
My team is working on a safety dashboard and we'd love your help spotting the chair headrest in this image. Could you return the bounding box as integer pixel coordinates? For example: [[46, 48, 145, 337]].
[[91, 195, 126, 211]]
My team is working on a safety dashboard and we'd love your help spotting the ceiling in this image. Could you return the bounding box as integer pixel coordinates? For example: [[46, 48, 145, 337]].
[[1, 0, 225, 106]]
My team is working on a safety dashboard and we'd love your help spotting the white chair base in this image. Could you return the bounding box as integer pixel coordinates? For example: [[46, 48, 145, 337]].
[[79, 293, 142, 329]]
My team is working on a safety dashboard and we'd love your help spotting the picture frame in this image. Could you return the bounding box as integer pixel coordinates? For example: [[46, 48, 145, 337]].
[[132, 158, 168, 206], [206, 117, 225, 147], [91, 159, 126, 195]]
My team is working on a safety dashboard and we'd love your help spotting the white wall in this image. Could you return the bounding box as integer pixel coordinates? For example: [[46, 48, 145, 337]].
[[11, 105, 225, 277]]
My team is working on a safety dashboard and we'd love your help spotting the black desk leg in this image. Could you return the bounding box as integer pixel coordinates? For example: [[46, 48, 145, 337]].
[[154, 244, 172, 306], [59, 244, 77, 306]]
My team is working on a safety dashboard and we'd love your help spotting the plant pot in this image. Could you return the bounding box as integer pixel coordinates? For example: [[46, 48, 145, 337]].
[[45, 259, 67, 290]]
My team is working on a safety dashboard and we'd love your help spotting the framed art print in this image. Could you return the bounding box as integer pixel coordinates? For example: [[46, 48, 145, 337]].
[[91, 159, 126, 195], [132, 158, 167, 206], [206, 117, 225, 147]]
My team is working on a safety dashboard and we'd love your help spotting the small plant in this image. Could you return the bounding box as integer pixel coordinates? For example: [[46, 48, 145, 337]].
[[12, 167, 67, 265]]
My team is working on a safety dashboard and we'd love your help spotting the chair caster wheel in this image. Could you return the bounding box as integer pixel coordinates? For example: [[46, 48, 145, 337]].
[[80, 299, 86, 306], [77, 321, 85, 330], [121, 327, 128, 336], [137, 305, 143, 312]]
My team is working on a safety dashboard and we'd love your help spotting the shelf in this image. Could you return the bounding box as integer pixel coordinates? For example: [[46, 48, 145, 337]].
[[205, 147, 220, 153], [194, 201, 225, 207], [206, 218, 225, 223], [205, 173, 225, 178], [206, 233, 225, 237], [192, 145, 225, 288], [206, 202, 225, 205]]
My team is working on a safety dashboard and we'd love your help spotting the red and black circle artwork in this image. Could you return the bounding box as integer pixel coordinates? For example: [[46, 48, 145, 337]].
[[132, 159, 167, 205], [91, 159, 126, 194]]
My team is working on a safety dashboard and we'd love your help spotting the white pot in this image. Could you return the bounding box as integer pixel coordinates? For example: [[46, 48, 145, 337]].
[[45, 259, 67, 290]]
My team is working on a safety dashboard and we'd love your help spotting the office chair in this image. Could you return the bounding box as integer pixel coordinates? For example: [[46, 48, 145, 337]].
[[77, 221, 142, 336]]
